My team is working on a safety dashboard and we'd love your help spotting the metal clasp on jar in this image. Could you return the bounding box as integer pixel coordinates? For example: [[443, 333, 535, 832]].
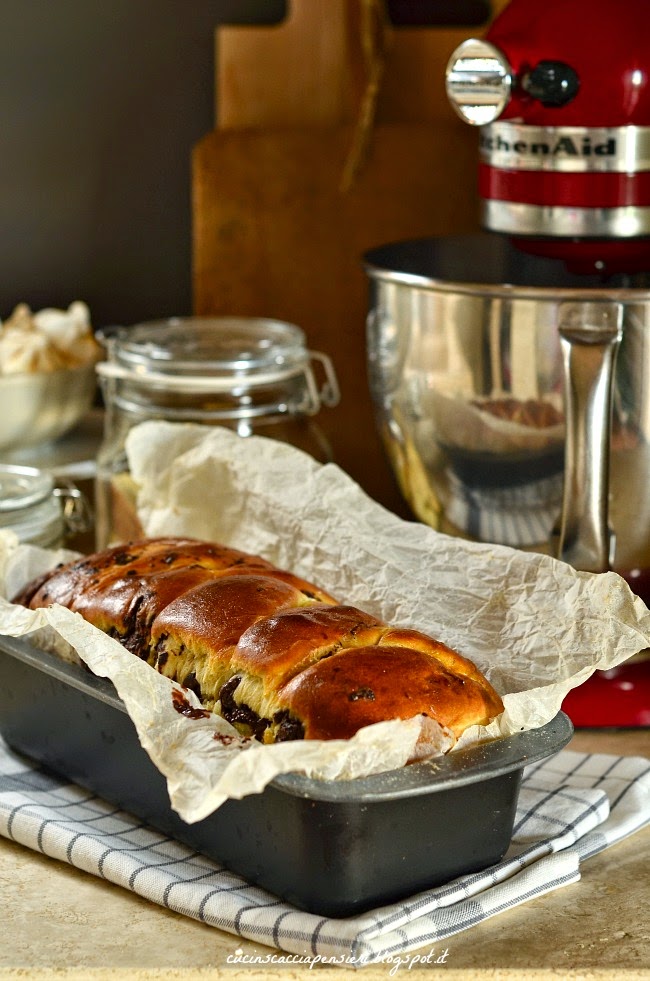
[[302, 351, 340, 414], [53, 480, 93, 538]]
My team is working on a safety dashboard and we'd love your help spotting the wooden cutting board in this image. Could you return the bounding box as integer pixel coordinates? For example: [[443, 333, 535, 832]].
[[192, 1, 483, 513]]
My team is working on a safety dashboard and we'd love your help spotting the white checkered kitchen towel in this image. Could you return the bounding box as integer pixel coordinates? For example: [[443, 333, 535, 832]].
[[0, 739, 648, 966]]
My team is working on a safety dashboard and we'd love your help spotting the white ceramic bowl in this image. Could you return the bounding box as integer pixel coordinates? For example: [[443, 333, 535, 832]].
[[0, 362, 97, 451]]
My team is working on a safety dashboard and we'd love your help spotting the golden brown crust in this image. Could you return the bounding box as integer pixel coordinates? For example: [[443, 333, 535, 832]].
[[150, 574, 318, 708], [14, 536, 504, 745], [15, 538, 279, 656], [276, 646, 503, 740], [230, 604, 386, 687], [15, 538, 263, 609], [378, 627, 501, 702]]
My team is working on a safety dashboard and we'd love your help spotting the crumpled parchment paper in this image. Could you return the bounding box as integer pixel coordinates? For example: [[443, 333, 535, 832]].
[[1, 419, 649, 823]]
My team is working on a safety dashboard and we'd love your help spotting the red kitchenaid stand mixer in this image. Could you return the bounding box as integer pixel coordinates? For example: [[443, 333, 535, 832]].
[[448, 0, 650, 276], [445, 0, 650, 726]]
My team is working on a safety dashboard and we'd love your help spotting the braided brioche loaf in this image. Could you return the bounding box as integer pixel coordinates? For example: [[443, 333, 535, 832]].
[[14, 537, 503, 744]]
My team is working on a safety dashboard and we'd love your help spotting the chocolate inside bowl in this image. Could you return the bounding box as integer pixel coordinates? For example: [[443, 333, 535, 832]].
[[0, 634, 572, 916]]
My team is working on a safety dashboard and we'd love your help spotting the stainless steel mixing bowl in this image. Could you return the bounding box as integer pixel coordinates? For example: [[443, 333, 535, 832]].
[[365, 233, 650, 576]]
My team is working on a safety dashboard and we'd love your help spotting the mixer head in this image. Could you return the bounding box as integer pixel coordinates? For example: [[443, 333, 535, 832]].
[[446, 0, 650, 275]]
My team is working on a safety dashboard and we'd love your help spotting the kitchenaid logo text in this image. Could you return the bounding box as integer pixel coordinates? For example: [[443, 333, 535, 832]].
[[480, 123, 650, 173], [480, 131, 616, 159]]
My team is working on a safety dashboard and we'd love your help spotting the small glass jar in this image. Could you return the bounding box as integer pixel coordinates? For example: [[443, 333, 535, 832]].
[[95, 316, 340, 548], [0, 464, 91, 548]]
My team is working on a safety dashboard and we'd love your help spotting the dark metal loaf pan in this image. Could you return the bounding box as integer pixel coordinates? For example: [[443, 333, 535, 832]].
[[0, 634, 573, 917]]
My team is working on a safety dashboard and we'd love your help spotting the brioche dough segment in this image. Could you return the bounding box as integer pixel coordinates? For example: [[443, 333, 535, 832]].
[[15, 536, 504, 744]]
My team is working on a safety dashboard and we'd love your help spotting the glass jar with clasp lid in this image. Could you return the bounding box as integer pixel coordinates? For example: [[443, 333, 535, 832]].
[[94, 316, 340, 548], [0, 464, 91, 549]]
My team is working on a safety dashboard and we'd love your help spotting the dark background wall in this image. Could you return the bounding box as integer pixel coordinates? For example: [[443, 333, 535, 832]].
[[0, 0, 284, 329], [0, 1, 489, 332]]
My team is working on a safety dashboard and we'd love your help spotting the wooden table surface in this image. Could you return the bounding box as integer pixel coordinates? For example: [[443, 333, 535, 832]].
[[0, 728, 648, 981]]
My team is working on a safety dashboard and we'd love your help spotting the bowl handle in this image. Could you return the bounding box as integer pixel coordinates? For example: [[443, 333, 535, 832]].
[[553, 301, 623, 573]]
